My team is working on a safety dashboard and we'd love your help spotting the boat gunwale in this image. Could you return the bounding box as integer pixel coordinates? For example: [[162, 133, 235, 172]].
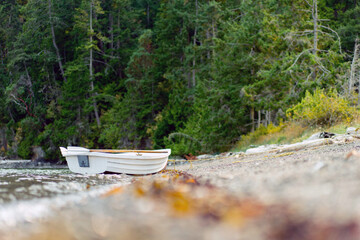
[[61, 149, 171, 160]]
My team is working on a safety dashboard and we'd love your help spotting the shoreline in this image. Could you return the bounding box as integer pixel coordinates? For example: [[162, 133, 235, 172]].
[[0, 139, 360, 239], [0, 160, 68, 169]]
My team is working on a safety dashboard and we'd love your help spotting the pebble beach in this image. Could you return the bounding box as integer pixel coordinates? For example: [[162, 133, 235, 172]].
[[1, 132, 360, 239]]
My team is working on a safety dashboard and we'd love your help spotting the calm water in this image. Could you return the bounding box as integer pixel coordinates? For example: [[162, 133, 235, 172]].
[[0, 168, 132, 203], [0, 168, 133, 227]]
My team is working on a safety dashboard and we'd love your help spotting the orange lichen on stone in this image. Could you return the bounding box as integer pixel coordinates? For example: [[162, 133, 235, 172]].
[[101, 186, 123, 197]]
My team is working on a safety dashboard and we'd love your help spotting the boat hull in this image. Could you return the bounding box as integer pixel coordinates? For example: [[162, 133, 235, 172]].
[[60, 147, 171, 174]]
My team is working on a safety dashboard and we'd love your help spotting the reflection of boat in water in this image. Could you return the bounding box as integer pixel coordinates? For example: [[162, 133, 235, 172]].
[[60, 146, 171, 174]]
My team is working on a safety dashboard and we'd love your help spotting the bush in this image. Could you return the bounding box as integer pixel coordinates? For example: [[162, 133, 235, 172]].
[[235, 121, 309, 151], [164, 132, 202, 156], [286, 88, 356, 126], [15, 118, 41, 159], [236, 122, 286, 150]]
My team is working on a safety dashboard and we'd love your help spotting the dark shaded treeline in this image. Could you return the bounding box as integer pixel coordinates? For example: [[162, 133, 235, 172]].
[[0, 0, 358, 160]]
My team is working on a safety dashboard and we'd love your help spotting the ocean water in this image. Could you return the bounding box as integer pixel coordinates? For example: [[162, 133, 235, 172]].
[[0, 168, 133, 227], [0, 168, 133, 203]]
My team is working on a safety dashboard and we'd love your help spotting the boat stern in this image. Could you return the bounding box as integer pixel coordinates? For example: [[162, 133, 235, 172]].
[[59, 147, 107, 174], [59, 147, 68, 156]]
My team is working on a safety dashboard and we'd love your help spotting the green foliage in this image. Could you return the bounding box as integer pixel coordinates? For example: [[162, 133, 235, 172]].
[[0, 0, 357, 160], [16, 118, 41, 159], [336, 5, 360, 53], [151, 90, 193, 149], [164, 133, 202, 156], [286, 88, 356, 126], [100, 29, 157, 149], [236, 123, 285, 150], [235, 121, 310, 152]]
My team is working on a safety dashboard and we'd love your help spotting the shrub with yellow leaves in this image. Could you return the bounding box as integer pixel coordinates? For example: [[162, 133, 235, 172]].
[[235, 122, 288, 150], [286, 88, 357, 126]]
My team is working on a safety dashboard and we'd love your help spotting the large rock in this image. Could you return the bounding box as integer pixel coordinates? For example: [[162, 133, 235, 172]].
[[346, 127, 358, 135], [197, 154, 214, 160], [32, 146, 45, 162]]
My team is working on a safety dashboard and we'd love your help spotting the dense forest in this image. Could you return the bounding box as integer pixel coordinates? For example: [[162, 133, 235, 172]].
[[0, 0, 359, 160]]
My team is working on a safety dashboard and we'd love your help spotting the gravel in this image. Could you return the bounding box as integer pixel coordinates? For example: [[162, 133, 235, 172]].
[[2, 140, 360, 240]]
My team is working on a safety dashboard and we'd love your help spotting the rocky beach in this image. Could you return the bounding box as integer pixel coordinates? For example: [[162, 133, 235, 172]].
[[2, 1, 360, 239], [1, 132, 360, 239]]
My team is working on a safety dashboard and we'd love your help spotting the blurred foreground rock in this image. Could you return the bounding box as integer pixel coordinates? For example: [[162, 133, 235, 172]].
[[2, 136, 360, 239]]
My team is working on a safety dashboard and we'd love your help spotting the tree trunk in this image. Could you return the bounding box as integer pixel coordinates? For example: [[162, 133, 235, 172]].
[[90, 0, 101, 128], [250, 107, 255, 132], [312, 0, 318, 56], [265, 110, 271, 127], [24, 63, 35, 100], [257, 110, 261, 128], [264, 110, 268, 127], [109, 12, 114, 56], [269, 110, 272, 125], [350, 38, 359, 95], [1, 127, 7, 152], [0, 49, 3, 65], [116, 8, 122, 77], [212, 19, 216, 57], [117, 9, 120, 50], [192, 0, 198, 89], [48, 0, 66, 82], [206, 29, 211, 59], [358, 69, 360, 105], [147, 2, 150, 27], [187, 71, 192, 88], [192, 57, 196, 88]]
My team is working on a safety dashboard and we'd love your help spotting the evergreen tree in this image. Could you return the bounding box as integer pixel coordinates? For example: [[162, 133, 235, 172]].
[[100, 30, 157, 149], [0, 0, 356, 159]]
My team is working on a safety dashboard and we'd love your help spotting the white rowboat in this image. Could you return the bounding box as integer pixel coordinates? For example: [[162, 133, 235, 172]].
[[59, 146, 171, 174]]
